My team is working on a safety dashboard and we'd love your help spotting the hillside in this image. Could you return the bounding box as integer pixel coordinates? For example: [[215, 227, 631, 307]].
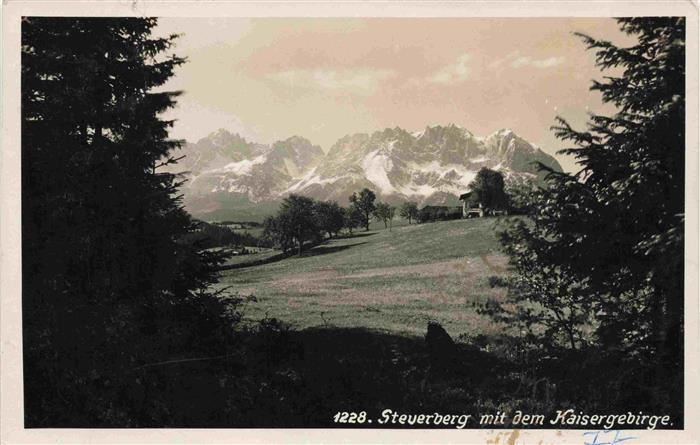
[[217, 218, 509, 338]]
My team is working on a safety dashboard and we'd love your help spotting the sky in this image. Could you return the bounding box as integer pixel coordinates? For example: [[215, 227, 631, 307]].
[[155, 18, 637, 173]]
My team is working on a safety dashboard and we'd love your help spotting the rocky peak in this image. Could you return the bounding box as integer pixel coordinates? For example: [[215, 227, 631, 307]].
[[172, 124, 564, 219]]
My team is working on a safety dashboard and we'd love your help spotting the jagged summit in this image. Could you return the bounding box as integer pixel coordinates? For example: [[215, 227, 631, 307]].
[[169, 125, 562, 217]]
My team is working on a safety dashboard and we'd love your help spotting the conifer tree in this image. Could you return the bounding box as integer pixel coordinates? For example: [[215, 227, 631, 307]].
[[22, 17, 234, 425], [499, 18, 685, 364]]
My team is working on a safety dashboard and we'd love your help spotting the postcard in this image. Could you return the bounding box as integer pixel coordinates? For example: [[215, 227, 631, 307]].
[[1, 1, 698, 444]]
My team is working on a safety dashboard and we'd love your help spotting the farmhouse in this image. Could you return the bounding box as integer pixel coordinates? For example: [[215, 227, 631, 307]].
[[458, 191, 508, 218], [459, 191, 484, 218]]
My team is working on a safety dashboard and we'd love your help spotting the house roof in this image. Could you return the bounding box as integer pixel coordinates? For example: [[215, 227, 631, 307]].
[[458, 191, 472, 200]]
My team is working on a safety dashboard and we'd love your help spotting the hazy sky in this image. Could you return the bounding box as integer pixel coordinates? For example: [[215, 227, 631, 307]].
[[156, 18, 636, 173]]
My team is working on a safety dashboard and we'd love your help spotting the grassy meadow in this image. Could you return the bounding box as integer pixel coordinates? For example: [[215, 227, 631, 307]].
[[218, 217, 509, 339], [204, 215, 679, 428]]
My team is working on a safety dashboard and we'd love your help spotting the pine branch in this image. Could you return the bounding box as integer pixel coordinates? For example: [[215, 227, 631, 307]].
[[154, 154, 185, 169]]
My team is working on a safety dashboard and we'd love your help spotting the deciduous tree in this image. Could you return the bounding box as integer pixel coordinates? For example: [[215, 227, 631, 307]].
[[373, 202, 393, 229], [349, 188, 377, 231], [266, 194, 321, 256], [400, 201, 419, 224], [468, 168, 509, 211], [343, 206, 364, 234], [314, 200, 345, 238]]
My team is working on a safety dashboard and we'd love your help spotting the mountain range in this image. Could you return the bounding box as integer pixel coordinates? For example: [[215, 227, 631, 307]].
[[167, 125, 562, 221]]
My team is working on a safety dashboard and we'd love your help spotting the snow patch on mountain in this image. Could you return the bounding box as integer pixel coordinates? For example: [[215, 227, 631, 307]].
[[211, 154, 267, 176], [396, 183, 436, 197], [407, 160, 478, 184], [287, 167, 349, 192], [171, 125, 564, 216], [361, 148, 397, 194]]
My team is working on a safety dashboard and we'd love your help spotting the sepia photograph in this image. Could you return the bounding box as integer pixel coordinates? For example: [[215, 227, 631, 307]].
[[1, 2, 698, 443]]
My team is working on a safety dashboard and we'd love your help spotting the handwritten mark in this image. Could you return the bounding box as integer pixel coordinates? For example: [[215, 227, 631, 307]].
[[583, 430, 637, 445]]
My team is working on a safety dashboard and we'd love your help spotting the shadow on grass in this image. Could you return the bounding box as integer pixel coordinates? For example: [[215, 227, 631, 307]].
[[219, 251, 289, 270], [334, 231, 378, 240], [299, 242, 367, 257], [220, 239, 368, 270]]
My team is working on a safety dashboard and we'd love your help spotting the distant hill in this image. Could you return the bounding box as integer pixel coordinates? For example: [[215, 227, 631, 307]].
[[166, 125, 562, 221]]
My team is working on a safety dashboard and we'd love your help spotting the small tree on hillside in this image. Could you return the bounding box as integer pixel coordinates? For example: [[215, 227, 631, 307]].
[[314, 200, 345, 238], [468, 168, 509, 211], [387, 205, 396, 231], [262, 215, 294, 253], [373, 202, 393, 229], [349, 188, 376, 231], [266, 194, 320, 256], [343, 206, 364, 234], [400, 201, 419, 224]]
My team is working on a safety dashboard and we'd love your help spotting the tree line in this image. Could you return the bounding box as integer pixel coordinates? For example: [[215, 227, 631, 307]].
[[260, 167, 534, 255], [261, 189, 382, 256], [260, 187, 442, 256]]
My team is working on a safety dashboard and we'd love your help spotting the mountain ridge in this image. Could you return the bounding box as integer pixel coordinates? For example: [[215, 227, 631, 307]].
[[167, 125, 562, 220]]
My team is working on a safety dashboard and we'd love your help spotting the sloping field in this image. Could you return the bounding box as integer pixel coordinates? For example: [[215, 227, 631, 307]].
[[217, 218, 509, 338]]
